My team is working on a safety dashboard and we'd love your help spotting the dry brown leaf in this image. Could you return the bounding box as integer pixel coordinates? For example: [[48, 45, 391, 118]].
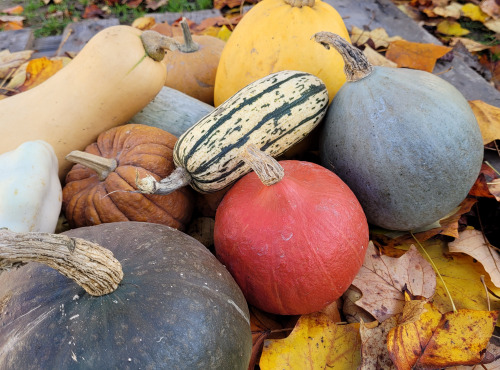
[[488, 178, 500, 201], [360, 317, 398, 369], [485, 19, 500, 34], [351, 242, 436, 322], [385, 40, 452, 72], [469, 163, 499, 199], [433, 2, 463, 18], [351, 26, 403, 49], [0, 5, 24, 15], [481, 0, 500, 19], [468, 100, 500, 145], [449, 228, 500, 288], [449, 37, 491, 52], [387, 301, 499, 369], [0, 49, 33, 79], [363, 44, 398, 67], [342, 287, 375, 324]]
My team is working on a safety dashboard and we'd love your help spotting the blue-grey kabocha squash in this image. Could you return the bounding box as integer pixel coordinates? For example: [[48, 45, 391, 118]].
[[0, 222, 252, 369], [313, 32, 484, 231]]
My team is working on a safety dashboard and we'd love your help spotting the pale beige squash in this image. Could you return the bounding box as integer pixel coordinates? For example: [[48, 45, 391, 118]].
[[213, 0, 350, 106], [0, 25, 178, 179]]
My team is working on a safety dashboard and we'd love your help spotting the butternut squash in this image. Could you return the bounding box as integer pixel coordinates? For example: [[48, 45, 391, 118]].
[[0, 26, 179, 180]]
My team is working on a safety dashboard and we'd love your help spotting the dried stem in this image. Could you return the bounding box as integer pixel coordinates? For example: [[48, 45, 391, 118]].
[[178, 17, 199, 53], [240, 144, 284, 186], [66, 150, 117, 181], [0, 229, 123, 296], [135, 166, 192, 195], [141, 30, 181, 61], [312, 32, 374, 82]]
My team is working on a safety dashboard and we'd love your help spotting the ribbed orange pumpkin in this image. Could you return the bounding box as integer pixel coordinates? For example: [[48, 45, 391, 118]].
[[62, 124, 194, 230]]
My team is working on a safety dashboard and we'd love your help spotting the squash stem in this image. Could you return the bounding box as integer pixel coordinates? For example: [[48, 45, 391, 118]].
[[179, 17, 200, 53], [66, 150, 117, 181], [240, 144, 284, 186], [284, 0, 315, 7], [135, 166, 192, 195], [140, 30, 182, 61], [0, 229, 123, 296], [312, 32, 373, 82]]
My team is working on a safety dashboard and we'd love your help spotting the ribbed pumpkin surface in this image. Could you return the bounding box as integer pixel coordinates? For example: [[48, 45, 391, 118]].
[[214, 160, 369, 315], [63, 124, 194, 230]]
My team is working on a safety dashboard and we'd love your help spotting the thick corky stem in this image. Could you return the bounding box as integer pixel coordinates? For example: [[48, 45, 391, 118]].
[[313, 32, 374, 82], [0, 229, 123, 296], [135, 166, 192, 195], [240, 144, 284, 186], [179, 17, 199, 53], [284, 0, 315, 7], [141, 30, 181, 61], [66, 150, 117, 181]]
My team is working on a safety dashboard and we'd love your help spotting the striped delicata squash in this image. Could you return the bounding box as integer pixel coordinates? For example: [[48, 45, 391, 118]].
[[137, 70, 329, 195]]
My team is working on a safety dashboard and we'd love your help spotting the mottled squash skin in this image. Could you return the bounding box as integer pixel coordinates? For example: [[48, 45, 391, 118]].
[[0, 222, 252, 369], [320, 67, 483, 231]]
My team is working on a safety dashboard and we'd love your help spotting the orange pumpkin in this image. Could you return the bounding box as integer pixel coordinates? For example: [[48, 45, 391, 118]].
[[154, 19, 225, 106], [62, 124, 194, 230]]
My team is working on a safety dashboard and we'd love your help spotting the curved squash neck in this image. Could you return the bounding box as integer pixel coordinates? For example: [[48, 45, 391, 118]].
[[284, 0, 315, 7]]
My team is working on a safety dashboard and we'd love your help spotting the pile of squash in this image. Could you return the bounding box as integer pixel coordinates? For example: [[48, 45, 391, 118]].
[[0, 0, 484, 368]]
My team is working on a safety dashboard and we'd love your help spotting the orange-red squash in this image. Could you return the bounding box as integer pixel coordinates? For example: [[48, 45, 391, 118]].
[[214, 146, 369, 315]]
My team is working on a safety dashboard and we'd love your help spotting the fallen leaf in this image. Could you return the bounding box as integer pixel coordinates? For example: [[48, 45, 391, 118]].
[[481, 0, 500, 19], [488, 178, 500, 201], [360, 317, 398, 369], [385, 39, 452, 72], [449, 37, 491, 52], [363, 44, 398, 67], [462, 3, 488, 23], [485, 19, 500, 34], [388, 301, 498, 369], [449, 228, 500, 288], [433, 2, 463, 19], [437, 20, 471, 36], [0, 5, 23, 15], [82, 4, 105, 19], [17, 57, 64, 92], [0, 49, 33, 79], [469, 162, 499, 199], [216, 25, 231, 41], [351, 242, 436, 322], [342, 286, 375, 324], [468, 100, 500, 145], [259, 312, 361, 369], [350, 26, 403, 49], [131, 16, 155, 30], [145, 0, 167, 10], [0, 15, 24, 30]]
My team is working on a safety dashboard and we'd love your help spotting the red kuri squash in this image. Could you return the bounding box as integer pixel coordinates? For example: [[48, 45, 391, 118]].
[[214, 146, 369, 315]]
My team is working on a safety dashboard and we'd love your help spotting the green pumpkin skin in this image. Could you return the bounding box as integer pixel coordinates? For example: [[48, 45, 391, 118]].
[[320, 66, 483, 231], [0, 222, 252, 369]]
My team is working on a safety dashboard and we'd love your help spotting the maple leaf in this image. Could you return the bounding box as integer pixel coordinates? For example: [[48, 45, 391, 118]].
[[385, 39, 452, 72], [351, 242, 436, 322], [449, 228, 500, 288], [259, 310, 361, 369], [387, 300, 498, 369], [342, 287, 375, 324]]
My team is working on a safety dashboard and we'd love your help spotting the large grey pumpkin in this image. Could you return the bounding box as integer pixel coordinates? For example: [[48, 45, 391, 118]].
[[0, 222, 252, 369], [314, 32, 484, 231]]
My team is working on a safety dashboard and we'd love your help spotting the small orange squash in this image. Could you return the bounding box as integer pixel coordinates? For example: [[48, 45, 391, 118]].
[[62, 124, 194, 230], [214, 0, 350, 106], [155, 18, 225, 105]]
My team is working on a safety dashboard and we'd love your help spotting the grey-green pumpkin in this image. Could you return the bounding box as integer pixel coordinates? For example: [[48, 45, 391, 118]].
[[314, 32, 483, 231]]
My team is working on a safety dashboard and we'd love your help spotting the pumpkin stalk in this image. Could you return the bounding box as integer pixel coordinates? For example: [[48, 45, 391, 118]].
[[66, 150, 117, 181], [136, 166, 192, 195], [141, 30, 181, 61], [284, 0, 315, 7], [0, 229, 123, 296], [178, 17, 200, 53], [240, 144, 284, 186], [312, 32, 373, 82]]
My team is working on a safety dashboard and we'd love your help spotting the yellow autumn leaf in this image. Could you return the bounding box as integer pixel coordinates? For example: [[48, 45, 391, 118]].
[[437, 20, 470, 36], [216, 25, 231, 42], [200, 25, 219, 37], [17, 57, 64, 92], [260, 311, 361, 369], [131, 16, 156, 30], [387, 301, 498, 369], [462, 3, 488, 23], [468, 100, 500, 145]]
